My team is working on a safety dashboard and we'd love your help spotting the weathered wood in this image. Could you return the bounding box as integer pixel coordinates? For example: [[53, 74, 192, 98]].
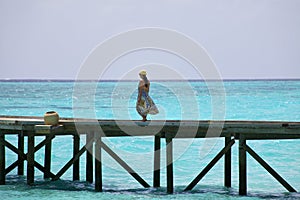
[[44, 135, 52, 179], [27, 132, 35, 185], [185, 139, 235, 191], [239, 135, 247, 195], [1, 117, 300, 195], [4, 140, 55, 178], [34, 160, 56, 179], [153, 135, 161, 188], [166, 136, 173, 194], [35, 125, 64, 134], [73, 134, 80, 181], [95, 137, 102, 192], [100, 141, 150, 188], [0, 131, 5, 184], [244, 144, 297, 192], [1, 117, 300, 138], [224, 136, 232, 187], [4, 133, 55, 175], [17, 131, 24, 175], [53, 143, 90, 181], [5, 160, 20, 175], [86, 132, 94, 183], [4, 140, 26, 158]]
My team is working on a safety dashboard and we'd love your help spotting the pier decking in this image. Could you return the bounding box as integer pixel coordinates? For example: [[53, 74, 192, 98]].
[[0, 116, 300, 195]]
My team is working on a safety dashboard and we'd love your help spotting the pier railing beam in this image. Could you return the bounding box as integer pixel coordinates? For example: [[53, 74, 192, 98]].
[[0, 131, 5, 185], [166, 136, 174, 194], [239, 134, 247, 195], [153, 135, 161, 188]]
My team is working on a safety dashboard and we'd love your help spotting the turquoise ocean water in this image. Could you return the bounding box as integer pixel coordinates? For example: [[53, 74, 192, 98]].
[[0, 80, 300, 199]]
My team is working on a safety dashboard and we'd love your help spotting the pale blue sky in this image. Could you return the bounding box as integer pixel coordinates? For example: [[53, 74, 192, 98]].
[[1, 0, 300, 80]]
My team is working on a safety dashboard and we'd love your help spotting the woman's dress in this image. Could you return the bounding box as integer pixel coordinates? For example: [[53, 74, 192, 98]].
[[136, 89, 159, 117]]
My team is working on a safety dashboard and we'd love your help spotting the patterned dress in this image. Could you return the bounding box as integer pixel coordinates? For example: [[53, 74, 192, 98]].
[[136, 88, 159, 117]]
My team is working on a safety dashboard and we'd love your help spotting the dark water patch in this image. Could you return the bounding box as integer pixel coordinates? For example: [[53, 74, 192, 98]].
[[2, 176, 300, 199]]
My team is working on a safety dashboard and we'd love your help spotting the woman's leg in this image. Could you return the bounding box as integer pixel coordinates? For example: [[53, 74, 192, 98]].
[[142, 115, 147, 122]]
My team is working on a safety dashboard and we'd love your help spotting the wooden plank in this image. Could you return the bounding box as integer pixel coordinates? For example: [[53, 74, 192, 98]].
[[0, 131, 5, 184], [245, 144, 297, 192], [239, 135, 247, 195], [27, 132, 35, 185], [184, 139, 235, 191], [166, 136, 173, 194], [17, 131, 24, 175], [1, 117, 300, 139], [35, 125, 64, 134], [153, 135, 161, 187], [238, 133, 300, 140], [101, 141, 150, 188], [73, 134, 80, 181], [86, 132, 94, 183], [95, 137, 102, 192], [224, 136, 232, 187]]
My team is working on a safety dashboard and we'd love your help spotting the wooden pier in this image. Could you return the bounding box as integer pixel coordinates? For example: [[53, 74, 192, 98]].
[[0, 116, 300, 195]]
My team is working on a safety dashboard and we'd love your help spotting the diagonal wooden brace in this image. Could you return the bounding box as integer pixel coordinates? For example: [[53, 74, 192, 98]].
[[4, 133, 55, 175], [52, 138, 94, 181], [185, 139, 235, 191], [100, 141, 150, 188], [4, 140, 55, 178], [244, 144, 297, 193]]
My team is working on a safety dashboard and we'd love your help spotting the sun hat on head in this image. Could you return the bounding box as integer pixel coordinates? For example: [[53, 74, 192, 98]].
[[139, 70, 147, 76]]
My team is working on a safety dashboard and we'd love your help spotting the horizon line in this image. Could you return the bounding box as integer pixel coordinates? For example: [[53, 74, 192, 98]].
[[0, 78, 300, 82]]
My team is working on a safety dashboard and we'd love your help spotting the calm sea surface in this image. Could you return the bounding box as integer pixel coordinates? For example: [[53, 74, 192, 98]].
[[0, 80, 300, 199]]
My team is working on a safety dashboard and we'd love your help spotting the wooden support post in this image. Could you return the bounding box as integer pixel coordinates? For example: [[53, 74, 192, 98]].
[[239, 134, 247, 195], [27, 132, 35, 185], [224, 135, 232, 187], [0, 131, 5, 185], [18, 131, 24, 176], [95, 136, 102, 192], [73, 134, 80, 181], [86, 132, 94, 183], [3, 139, 55, 178], [153, 135, 161, 188], [5, 133, 55, 175], [166, 136, 174, 194], [44, 134, 52, 179]]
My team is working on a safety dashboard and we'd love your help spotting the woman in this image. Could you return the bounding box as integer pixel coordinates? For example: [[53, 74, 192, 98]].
[[136, 70, 159, 121]]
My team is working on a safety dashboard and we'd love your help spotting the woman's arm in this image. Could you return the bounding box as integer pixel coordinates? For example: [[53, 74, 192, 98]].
[[137, 81, 143, 103]]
